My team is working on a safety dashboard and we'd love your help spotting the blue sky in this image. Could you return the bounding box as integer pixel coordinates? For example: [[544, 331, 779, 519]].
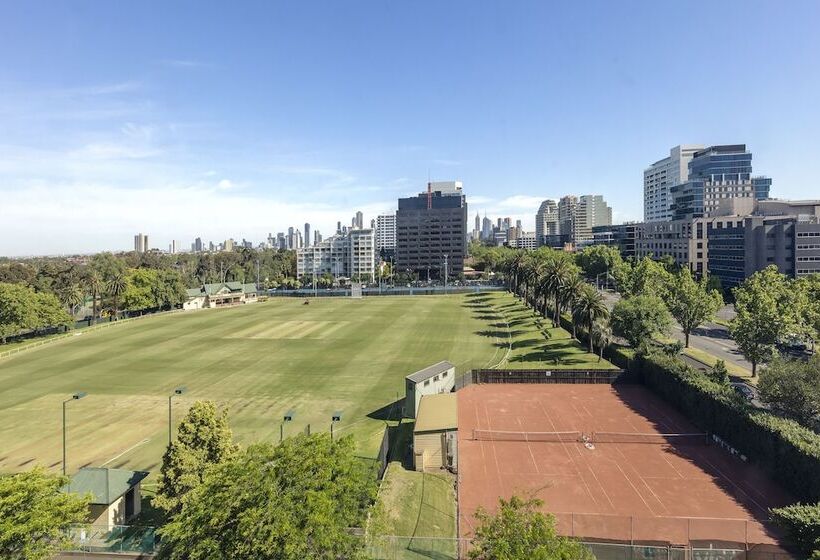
[[1, 1, 819, 255]]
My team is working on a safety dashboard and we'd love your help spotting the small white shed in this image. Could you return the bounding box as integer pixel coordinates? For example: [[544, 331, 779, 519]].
[[404, 360, 456, 419]]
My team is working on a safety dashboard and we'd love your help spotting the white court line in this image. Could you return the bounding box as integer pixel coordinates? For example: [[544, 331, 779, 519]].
[[101, 439, 150, 466]]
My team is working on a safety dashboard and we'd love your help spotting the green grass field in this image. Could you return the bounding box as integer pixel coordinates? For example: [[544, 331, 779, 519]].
[[0, 291, 610, 477]]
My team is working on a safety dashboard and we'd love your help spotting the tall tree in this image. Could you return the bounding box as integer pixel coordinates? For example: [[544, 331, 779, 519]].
[[469, 495, 593, 560], [0, 468, 90, 560], [0, 283, 37, 343], [158, 435, 377, 560], [758, 355, 820, 425], [667, 269, 723, 347], [86, 270, 104, 324], [561, 274, 586, 337], [591, 320, 612, 361], [572, 284, 609, 352], [731, 266, 800, 377], [611, 294, 672, 352], [106, 272, 128, 320], [154, 401, 238, 518], [58, 283, 85, 318], [575, 244, 622, 280]]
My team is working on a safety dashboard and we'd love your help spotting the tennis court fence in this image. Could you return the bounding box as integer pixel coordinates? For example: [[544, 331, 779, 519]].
[[470, 368, 633, 384], [471, 429, 712, 445]]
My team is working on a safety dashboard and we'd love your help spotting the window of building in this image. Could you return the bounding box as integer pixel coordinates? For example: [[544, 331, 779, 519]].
[[424, 380, 430, 387]]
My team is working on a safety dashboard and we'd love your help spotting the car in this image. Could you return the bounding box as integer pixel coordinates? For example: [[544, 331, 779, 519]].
[[731, 382, 756, 402]]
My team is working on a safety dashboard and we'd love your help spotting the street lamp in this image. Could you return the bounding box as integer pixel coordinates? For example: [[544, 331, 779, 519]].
[[168, 387, 187, 446], [63, 392, 87, 476], [331, 411, 342, 440]]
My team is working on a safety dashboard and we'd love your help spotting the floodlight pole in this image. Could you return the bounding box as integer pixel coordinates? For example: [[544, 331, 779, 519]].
[[168, 387, 186, 447], [63, 392, 87, 476], [443, 254, 448, 293]]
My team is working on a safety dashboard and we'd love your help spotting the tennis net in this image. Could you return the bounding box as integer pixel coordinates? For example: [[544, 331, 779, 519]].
[[472, 429, 583, 443], [590, 431, 710, 445]]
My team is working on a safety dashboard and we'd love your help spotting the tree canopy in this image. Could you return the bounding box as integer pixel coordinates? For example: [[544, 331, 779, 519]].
[[667, 269, 723, 347], [758, 355, 820, 426], [469, 495, 593, 560], [0, 282, 72, 343], [0, 468, 90, 560], [611, 294, 672, 352], [158, 434, 378, 560], [154, 401, 238, 518], [731, 266, 801, 377]]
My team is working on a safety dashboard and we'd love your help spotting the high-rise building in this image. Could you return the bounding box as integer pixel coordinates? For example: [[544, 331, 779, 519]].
[[474, 212, 481, 236], [170, 240, 180, 254], [670, 144, 772, 221], [224, 238, 235, 251], [304, 223, 311, 248], [396, 181, 467, 279], [376, 213, 397, 253], [133, 233, 148, 253], [355, 211, 364, 229], [296, 229, 375, 280], [575, 195, 613, 245], [535, 199, 558, 246], [314, 230, 322, 245], [644, 145, 704, 222], [558, 196, 578, 240], [194, 237, 203, 252], [481, 215, 493, 241]]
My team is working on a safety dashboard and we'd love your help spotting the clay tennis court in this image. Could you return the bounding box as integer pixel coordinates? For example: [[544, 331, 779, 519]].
[[457, 383, 793, 548]]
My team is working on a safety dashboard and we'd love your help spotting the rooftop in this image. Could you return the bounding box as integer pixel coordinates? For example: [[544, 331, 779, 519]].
[[414, 393, 458, 433], [63, 467, 149, 506], [406, 360, 455, 383]]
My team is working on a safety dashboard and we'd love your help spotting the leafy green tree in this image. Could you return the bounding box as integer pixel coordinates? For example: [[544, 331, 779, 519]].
[[572, 284, 609, 352], [731, 266, 800, 377], [154, 269, 187, 309], [31, 291, 72, 332], [709, 360, 730, 386], [667, 268, 723, 347], [770, 502, 820, 558], [560, 274, 586, 337], [121, 268, 157, 312], [758, 355, 820, 425], [575, 244, 622, 280], [613, 256, 673, 298], [0, 468, 90, 560], [469, 494, 593, 560], [0, 283, 37, 343], [158, 435, 377, 560], [796, 275, 820, 349], [611, 294, 672, 353], [154, 401, 238, 518]]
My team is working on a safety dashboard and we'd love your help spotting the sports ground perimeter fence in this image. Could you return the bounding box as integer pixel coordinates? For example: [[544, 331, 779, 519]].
[[62, 528, 795, 560], [468, 367, 632, 384]]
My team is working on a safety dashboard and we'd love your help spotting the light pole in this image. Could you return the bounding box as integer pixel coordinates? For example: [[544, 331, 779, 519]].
[[168, 387, 186, 446], [331, 411, 342, 440], [63, 392, 87, 476], [443, 254, 449, 293]]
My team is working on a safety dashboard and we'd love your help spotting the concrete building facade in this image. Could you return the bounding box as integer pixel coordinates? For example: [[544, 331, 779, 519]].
[[535, 199, 559, 246], [396, 182, 467, 279], [376, 213, 397, 253], [643, 145, 703, 222]]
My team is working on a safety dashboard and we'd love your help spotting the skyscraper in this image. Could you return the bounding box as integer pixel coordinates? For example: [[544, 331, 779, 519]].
[[558, 196, 578, 239], [644, 145, 704, 222], [304, 223, 311, 248], [575, 195, 612, 245], [535, 200, 558, 246], [376, 213, 397, 253], [355, 211, 364, 229], [474, 212, 481, 235], [134, 233, 148, 253], [396, 181, 467, 278], [670, 144, 772, 220]]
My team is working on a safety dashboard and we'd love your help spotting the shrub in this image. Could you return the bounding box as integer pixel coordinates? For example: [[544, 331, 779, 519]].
[[770, 503, 820, 556]]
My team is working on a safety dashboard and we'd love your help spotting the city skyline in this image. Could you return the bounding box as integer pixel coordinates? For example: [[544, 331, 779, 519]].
[[2, 1, 820, 255]]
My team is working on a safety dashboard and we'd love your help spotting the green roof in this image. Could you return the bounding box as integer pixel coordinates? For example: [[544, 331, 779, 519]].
[[63, 467, 149, 505], [414, 393, 458, 433], [186, 288, 203, 298], [242, 283, 258, 294]]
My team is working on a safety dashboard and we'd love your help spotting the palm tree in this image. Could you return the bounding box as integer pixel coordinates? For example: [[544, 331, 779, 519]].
[[562, 275, 586, 338], [573, 284, 610, 353], [87, 271, 104, 324], [107, 272, 127, 320], [58, 283, 85, 318], [542, 255, 574, 326], [591, 319, 612, 361]]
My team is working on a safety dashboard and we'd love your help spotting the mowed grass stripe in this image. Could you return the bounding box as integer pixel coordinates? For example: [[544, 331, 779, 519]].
[[0, 293, 611, 474]]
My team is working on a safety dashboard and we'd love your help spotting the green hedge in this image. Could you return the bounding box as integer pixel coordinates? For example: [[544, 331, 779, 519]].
[[770, 503, 820, 556], [635, 352, 820, 503]]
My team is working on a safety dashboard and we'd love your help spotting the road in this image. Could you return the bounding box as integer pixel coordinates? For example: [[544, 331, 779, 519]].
[[599, 291, 752, 373]]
